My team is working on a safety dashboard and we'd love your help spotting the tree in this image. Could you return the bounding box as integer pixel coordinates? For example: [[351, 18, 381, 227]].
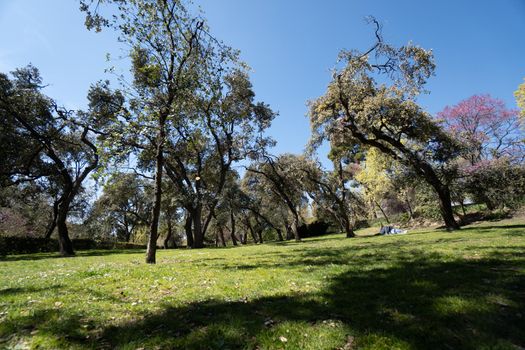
[[246, 154, 309, 241], [515, 78, 525, 120], [239, 173, 287, 242], [82, 0, 274, 260], [163, 68, 275, 248], [82, 0, 216, 263], [355, 148, 395, 223], [309, 19, 461, 230], [89, 173, 151, 242], [438, 94, 524, 164], [464, 158, 525, 210], [0, 66, 104, 255]]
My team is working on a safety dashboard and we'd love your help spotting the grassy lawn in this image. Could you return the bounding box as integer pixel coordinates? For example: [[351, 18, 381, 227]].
[[1, 218, 524, 349]]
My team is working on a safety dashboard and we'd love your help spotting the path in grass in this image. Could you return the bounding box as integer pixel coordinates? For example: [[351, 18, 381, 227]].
[[1, 218, 524, 349]]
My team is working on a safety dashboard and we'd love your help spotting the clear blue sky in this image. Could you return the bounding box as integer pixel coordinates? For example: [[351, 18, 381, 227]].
[[1, 0, 524, 167]]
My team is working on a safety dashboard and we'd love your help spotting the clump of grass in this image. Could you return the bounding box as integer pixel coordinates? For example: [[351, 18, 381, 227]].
[[1, 218, 524, 349]]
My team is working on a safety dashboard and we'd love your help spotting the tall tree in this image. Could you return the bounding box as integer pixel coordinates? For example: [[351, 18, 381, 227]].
[[163, 68, 275, 248], [309, 19, 461, 230], [82, 0, 216, 263]]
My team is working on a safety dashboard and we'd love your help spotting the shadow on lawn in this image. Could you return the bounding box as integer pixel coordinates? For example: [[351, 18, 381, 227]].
[[0, 249, 144, 262], [0, 284, 63, 297], [102, 254, 525, 349], [5, 250, 523, 349]]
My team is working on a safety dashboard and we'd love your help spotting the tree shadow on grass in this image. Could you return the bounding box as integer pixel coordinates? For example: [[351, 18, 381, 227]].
[[0, 284, 63, 297], [6, 251, 522, 349], [0, 249, 145, 262], [97, 254, 524, 349], [459, 224, 525, 235]]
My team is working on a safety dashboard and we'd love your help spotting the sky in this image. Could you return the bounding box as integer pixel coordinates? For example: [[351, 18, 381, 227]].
[[1, 0, 524, 168]]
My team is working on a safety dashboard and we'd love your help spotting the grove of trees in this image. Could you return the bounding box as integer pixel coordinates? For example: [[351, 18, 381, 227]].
[[1, 4, 524, 263]]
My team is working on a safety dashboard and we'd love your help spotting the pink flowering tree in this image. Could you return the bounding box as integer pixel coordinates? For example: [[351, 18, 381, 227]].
[[438, 95, 525, 210], [437, 94, 524, 165]]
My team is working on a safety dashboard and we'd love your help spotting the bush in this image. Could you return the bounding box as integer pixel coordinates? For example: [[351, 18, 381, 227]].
[[0, 237, 146, 256], [464, 159, 525, 210], [298, 220, 332, 238]]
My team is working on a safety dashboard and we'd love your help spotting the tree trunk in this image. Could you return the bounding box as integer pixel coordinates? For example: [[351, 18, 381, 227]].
[[44, 199, 59, 239], [460, 201, 467, 217], [163, 215, 174, 249], [230, 210, 238, 246], [192, 205, 204, 248], [219, 226, 226, 247], [56, 204, 74, 256], [246, 219, 258, 243], [291, 212, 301, 241], [230, 231, 238, 246], [374, 200, 390, 224], [434, 185, 460, 230], [276, 228, 284, 241], [257, 229, 264, 244], [184, 211, 193, 248], [285, 224, 293, 240], [343, 217, 355, 238], [405, 196, 414, 220], [146, 138, 164, 264]]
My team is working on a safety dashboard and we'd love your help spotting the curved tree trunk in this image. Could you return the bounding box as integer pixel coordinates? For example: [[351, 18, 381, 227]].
[[44, 199, 59, 240], [434, 185, 460, 230], [56, 204, 74, 256]]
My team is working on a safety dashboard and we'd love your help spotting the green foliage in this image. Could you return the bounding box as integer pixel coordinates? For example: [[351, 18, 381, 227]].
[[1, 219, 524, 348], [464, 159, 525, 210]]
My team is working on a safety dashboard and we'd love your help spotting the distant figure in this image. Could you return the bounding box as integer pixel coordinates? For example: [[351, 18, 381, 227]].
[[379, 225, 407, 235]]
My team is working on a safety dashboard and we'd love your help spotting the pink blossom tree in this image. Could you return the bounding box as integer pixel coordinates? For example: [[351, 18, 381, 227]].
[[438, 95, 525, 210], [437, 94, 524, 165]]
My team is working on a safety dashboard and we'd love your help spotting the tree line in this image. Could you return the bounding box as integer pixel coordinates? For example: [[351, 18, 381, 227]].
[[1, 2, 524, 263]]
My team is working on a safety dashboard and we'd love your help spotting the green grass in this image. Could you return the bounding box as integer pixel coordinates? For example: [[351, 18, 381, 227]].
[[1, 218, 524, 349]]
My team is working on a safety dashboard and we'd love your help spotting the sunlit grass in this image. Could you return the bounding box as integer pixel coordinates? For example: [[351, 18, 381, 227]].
[[1, 217, 524, 349]]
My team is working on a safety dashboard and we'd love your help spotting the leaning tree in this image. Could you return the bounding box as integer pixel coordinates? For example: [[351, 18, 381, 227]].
[[0, 66, 110, 254], [309, 19, 461, 230]]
